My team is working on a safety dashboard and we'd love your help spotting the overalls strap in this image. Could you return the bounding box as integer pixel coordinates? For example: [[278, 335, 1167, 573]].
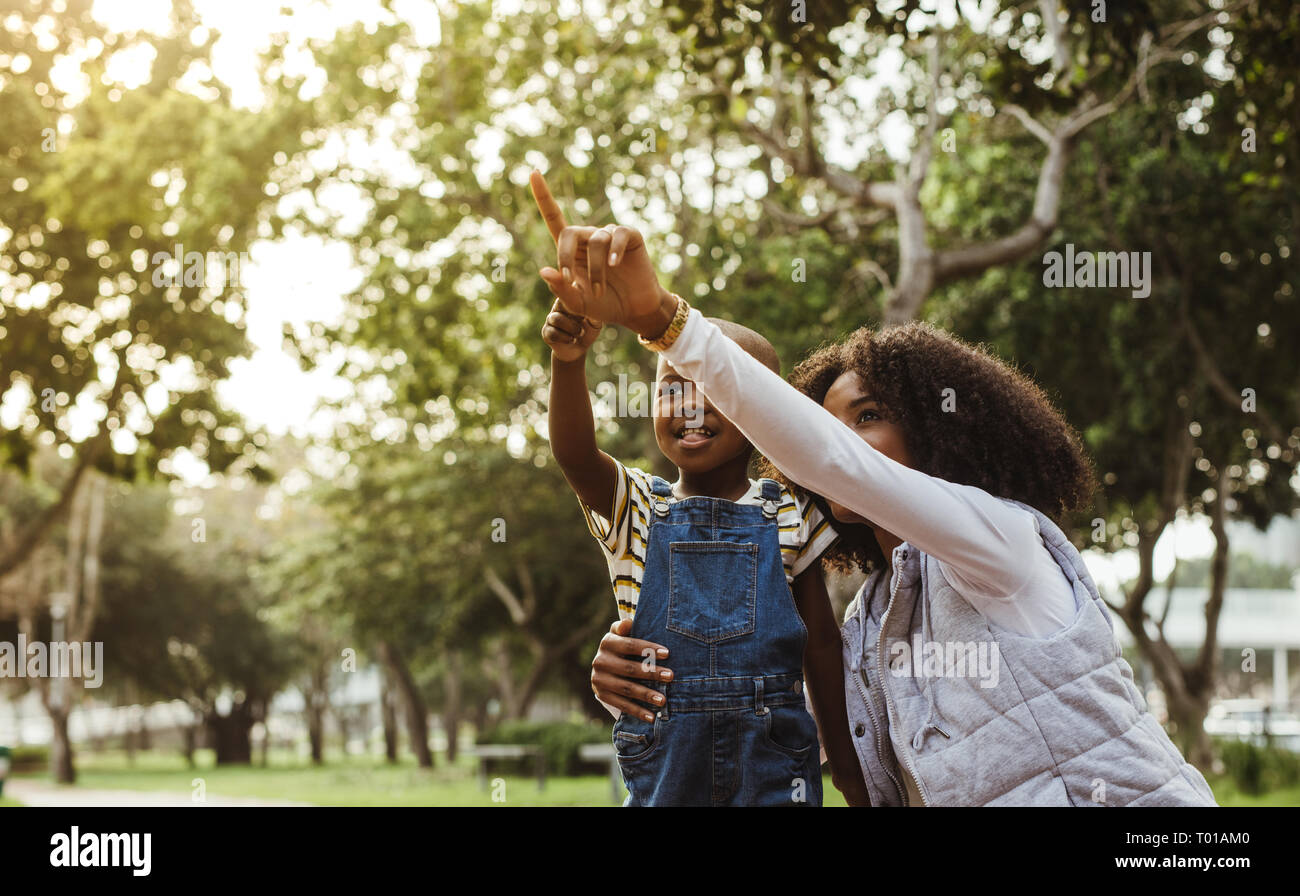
[[757, 478, 782, 518], [649, 476, 673, 517]]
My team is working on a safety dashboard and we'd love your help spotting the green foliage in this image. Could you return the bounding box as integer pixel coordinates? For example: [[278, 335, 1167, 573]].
[[3, 744, 49, 774], [934, 9, 1300, 553], [89, 472, 297, 715], [0, 0, 317, 492], [476, 718, 613, 777], [6, 0, 1288, 752], [1215, 738, 1300, 796]]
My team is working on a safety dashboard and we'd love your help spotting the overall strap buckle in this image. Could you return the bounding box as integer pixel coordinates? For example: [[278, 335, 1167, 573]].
[[758, 478, 782, 519], [650, 475, 673, 517]]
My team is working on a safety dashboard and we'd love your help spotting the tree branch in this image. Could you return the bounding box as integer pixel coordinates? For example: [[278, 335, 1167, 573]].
[[908, 33, 946, 191], [761, 198, 839, 230], [1038, 0, 1070, 81], [0, 436, 100, 581], [1000, 104, 1054, 146], [1180, 295, 1293, 448], [482, 566, 528, 625], [931, 7, 1218, 292], [1194, 466, 1230, 688]]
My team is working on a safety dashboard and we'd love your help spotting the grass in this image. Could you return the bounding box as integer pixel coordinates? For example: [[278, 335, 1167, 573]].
[[8, 748, 1291, 806], [7, 747, 849, 807], [1202, 775, 1300, 807]]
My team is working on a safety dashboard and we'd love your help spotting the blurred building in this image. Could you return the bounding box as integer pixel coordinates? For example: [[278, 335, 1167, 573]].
[[1115, 585, 1299, 714]]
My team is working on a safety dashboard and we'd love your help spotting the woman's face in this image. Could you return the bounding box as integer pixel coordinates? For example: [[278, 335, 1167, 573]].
[[821, 370, 914, 530]]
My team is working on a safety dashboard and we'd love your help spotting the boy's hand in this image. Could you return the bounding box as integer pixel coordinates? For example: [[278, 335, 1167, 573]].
[[542, 298, 602, 362], [529, 170, 677, 339]]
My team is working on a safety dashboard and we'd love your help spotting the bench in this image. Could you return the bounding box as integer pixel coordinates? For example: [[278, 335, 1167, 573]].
[[580, 743, 623, 805], [470, 744, 546, 792]]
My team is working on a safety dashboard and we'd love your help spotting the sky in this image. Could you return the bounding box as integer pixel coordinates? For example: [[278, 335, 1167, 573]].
[[64, 0, 1241, 585], [84, 0, 426, 446]]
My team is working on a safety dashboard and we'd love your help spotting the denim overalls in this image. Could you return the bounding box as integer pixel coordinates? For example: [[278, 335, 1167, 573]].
[[612, 476, 823, 806]]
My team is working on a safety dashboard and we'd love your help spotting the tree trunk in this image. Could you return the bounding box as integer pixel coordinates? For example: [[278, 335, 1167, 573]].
[[1171, 468, 1232, 770], [124, 718, 136, 764], [335, 706, 353, 755], [1166, 691, 1215, 771], [30, 471, 108, 785], [255, 696, 270, 768], [379, 642, 433, 768], [380, 666, 399, 762], [48, 703, 76, 784], [307, 710, 324, 764], [1114, 459, 1227, 774], [511, 621, 611, 720], [494, 639, 521, 719], [305, 661, 329, 765], [206, 702, 254, 765], [444, 648, 462, 763], [182, 722, 198, 768]]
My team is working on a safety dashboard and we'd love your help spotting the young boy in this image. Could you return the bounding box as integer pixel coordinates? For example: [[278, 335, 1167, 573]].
[[543, 298, 863, 806]]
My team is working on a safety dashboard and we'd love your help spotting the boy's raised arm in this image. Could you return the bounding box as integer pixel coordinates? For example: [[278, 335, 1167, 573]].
[[543, 300, 619, 519]]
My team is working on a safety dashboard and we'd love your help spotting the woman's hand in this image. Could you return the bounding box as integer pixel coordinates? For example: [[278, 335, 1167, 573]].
[[542, 299, 602, 362], [529, 170, 677, 338], [834, 771, 874, 808], [591, 618, 673, 722]]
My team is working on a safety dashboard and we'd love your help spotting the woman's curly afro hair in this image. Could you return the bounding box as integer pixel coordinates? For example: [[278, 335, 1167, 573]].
[[759, 322, 1096, 574]]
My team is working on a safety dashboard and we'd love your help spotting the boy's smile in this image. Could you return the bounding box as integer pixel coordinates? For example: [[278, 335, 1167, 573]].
[[672, 418, 716, 447], [653, 365, 751, 477], [645, 321, 781, 501]]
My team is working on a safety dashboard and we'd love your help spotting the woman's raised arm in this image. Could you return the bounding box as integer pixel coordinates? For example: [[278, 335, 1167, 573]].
[[660, 308, 1040, 599]]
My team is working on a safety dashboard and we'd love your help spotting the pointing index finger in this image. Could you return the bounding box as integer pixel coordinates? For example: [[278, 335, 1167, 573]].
[[529, 169, 567, 242]]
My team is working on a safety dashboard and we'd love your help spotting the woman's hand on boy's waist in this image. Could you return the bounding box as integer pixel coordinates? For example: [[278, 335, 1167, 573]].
[[591, 618, 673, 723]]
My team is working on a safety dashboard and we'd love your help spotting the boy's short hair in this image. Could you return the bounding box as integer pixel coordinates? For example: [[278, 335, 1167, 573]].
[[704, 317, 781, 375]]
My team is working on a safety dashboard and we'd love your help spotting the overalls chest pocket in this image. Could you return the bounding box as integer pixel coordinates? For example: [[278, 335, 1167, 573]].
[[667, 541, 758, 643]]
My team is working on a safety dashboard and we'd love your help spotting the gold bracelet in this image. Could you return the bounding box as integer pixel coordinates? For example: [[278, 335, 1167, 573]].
[[638, 294, 690, 352]]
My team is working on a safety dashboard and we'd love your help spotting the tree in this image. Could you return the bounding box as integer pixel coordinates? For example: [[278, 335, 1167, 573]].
[[657, 0, 1233, 322], [0, 0, 308, 578], [0, 456, 104, 782], [938, 0, 1300, 767], [263, 0, 714, 733], [89, 475, 297, 766]]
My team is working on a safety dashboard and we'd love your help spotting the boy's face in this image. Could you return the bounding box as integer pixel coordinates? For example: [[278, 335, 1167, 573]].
[[653, 358, 751, 473]]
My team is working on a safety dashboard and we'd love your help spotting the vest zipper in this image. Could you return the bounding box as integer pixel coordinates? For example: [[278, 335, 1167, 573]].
[[845, 587, 905, 806], [877, 548, 932, 807], [857, 666, 905, 806]]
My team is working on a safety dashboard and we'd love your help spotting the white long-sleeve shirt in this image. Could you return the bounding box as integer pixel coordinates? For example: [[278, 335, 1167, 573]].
[[660, 308, 1077, 638]]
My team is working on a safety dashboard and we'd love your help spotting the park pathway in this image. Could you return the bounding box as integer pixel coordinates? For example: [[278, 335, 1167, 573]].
[[4, 779, 314, 807]]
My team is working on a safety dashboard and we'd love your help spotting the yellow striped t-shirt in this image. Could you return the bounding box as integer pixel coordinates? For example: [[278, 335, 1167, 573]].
[[580, 460, 838, 620]]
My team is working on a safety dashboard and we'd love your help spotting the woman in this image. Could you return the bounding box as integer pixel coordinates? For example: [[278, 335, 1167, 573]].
[[531, 171, 1217, 806]]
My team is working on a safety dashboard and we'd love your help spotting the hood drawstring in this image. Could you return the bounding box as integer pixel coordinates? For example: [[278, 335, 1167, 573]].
[[846, 574, 872, 675]]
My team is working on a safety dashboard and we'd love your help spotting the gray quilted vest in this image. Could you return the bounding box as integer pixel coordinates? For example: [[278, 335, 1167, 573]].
[[839, 499, 1218, 806]]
